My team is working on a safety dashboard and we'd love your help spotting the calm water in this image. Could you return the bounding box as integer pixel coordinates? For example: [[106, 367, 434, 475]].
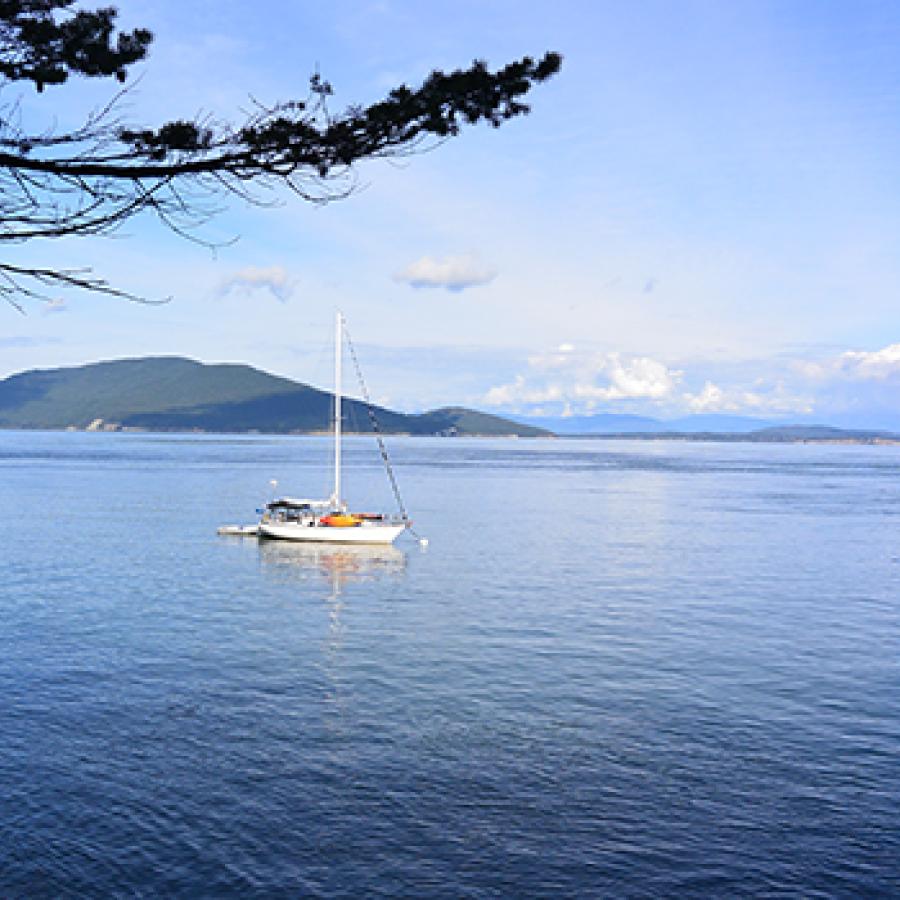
[[1, 431, 898, 897]]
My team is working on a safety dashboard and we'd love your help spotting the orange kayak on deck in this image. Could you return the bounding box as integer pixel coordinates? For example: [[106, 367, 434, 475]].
[[320, 514, 360, 527]]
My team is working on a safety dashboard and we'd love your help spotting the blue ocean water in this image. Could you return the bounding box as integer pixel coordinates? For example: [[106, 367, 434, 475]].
[[1, 431, 898, 897]]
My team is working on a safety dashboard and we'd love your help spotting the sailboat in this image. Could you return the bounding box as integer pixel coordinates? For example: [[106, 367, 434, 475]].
[[257, 312, 410, 545]]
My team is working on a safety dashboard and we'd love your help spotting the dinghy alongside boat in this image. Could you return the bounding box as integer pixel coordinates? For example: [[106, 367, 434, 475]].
[[218, 312, 422, 546], [216, 524, 260, 536]]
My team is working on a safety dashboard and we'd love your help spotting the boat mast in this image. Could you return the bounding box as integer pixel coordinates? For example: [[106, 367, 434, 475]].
[[333, 310, 342, 508]]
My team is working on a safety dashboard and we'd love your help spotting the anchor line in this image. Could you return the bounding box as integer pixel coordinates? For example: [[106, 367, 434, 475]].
[[343, 324, 423, 542]]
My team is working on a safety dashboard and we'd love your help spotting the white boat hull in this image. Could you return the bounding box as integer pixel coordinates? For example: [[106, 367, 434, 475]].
[[258, 521, 406, 545], [237, 315, 417, 550]]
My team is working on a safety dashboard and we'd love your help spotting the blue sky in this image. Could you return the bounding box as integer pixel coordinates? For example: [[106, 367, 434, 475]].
[[4, 0, 900, 425]]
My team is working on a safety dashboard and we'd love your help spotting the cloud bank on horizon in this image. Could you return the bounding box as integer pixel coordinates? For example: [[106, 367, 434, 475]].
[[482, 341, 900, 425]]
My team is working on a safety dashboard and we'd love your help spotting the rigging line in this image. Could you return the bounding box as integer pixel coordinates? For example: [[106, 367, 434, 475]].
[[343, 323, 424, 543]]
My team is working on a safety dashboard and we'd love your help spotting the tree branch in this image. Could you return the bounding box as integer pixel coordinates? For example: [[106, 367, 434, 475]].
[[0, 1, 561, 309]]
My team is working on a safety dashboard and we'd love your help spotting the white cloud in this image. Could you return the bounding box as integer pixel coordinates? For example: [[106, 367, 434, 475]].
[[787, 342, 900, 388], [683, 380, 813, 415], [789, 342, 900, 383], [527, 346, 575, 371], [684, 381, 733, 412], [218, 266, 294, 302], [484, 349, 681, 409], [484, 376, 563, 406], [791, 359, 828, 381], [836, 343, 900, 380], [42, 298, 68, 315], [394, 255, 497, 292], [484, 343, 826, 418], [579, 354, 679, 401]]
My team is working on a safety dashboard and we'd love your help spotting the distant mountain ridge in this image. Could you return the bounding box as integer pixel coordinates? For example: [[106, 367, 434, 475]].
[[0, 357, 547, 437], [2, 358, 896, 443], [517, 412, 776, 434], [559, 425, 899, 443], [514, 411, 900, 442]]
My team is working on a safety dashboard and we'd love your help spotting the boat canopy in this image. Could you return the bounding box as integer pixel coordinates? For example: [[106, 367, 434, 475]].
[[267, 497, 333, 511]]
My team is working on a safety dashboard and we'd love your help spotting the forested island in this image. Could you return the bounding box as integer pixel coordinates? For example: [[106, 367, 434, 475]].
[[1, 357, 896, 443], [0, 358, 547, 437]]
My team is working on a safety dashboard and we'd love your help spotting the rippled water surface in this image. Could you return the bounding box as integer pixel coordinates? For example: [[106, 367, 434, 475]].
[[1, 432, 899, 896]]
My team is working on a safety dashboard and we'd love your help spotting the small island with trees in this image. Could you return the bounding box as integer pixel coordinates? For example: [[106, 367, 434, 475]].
[[0, 357, 897, 443]]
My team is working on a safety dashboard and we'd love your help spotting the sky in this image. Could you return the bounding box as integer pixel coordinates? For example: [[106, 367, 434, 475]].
[[3, 0, 900, 425]]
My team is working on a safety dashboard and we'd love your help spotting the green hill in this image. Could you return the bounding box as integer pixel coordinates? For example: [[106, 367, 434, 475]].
[[0, 357, 548, 437], [425, 406, 545, 437]]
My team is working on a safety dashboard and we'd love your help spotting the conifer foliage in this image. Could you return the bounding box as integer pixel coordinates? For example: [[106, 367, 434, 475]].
[[0, 1, 560, 310]]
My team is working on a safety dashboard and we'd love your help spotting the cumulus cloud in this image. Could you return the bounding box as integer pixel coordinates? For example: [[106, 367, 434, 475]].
[[791, 343, 900, 391], [394, 255, 497, 292], [484, 342, 828, 417], [675, 345, 900, 418], [684, 381, 732, 412], [527, 344, 577, 371], [789, 342, 900, 385], [484, 348, 681, 409], [683, 380, 813, 415], [836, 343, 900, 380], [485, 339, 900, 420], [577, 354, 678, 401], [484, 376, 563, 407], [218, 266, 294, 302], [766, 341, 900, 422], [791, 359, 829, 381]]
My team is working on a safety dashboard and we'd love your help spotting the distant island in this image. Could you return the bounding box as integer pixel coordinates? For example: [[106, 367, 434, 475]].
[[0, 357, 548, 437], [564, 425, 900, 444], [0, 357, 897, 444]]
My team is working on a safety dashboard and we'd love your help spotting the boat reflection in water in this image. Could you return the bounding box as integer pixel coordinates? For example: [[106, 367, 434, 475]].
[[258, 540, 408, 733], [258, 540, 406, 598]]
